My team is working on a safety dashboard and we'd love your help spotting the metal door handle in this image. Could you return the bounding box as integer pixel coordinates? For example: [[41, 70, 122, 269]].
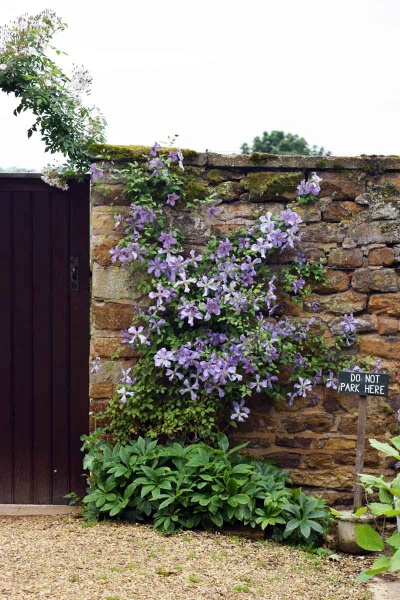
[[70, 256, 79, 291]]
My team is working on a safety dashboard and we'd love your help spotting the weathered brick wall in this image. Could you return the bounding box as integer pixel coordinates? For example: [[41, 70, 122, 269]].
[[90, 148, 400, 504]]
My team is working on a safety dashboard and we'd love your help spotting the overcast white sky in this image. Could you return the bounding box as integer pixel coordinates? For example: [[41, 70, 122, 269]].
[[1, 0, 400, 169]]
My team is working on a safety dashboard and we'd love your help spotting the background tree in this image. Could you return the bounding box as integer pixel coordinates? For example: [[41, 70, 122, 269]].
[[241, 130, 330, 156]]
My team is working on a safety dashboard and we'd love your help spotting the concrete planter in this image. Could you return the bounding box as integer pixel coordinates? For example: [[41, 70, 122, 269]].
[[336, 511, 375, 554]]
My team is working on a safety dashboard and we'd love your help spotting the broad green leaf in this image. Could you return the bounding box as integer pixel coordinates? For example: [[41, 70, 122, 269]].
[[300, 522, 311, 539], [390, 435, 400, 451], [234, 494, 251, 505], [217, 432, 229, 453], [389, 548, 400, 573], [284, 519, 299, 534], [210, 513, 223, 527], [366, 555, 391, 575], [124, 482, 137, 500], [355, 524, 385, 551], [354, 507, 368, 518], [368, 502, 393, 516], [369, 439, 400, 459], [387, 531, 400, 549], [226, 478, 239, 496]]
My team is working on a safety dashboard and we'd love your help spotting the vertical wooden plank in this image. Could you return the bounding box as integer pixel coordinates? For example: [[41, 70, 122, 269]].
[[13, 192, 33, 503], [51, 191, 71, 504], [32, 192, 52, 503], [69, 180, 90, 498], [0, 192, 13, 502]]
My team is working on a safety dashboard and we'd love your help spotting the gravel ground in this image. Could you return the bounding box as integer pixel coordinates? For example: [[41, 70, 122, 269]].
[[0, 515, 374, 600]]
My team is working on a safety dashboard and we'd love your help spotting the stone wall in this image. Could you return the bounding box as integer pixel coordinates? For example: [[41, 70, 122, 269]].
[[90, 148, 400, 505]]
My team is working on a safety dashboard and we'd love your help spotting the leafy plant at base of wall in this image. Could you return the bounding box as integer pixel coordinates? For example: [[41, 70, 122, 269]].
[[0, 11, 106, 184], [101, 144, 357, 442], [81, 429, 332, 546], [353, 436, 400, 582]]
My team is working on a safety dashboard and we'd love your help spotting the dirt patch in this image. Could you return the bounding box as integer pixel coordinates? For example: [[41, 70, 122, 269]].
[[0, 515, 374, 599]]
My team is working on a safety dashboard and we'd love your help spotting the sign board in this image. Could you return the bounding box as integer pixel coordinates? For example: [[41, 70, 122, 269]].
[[338, 371, 389, 397]]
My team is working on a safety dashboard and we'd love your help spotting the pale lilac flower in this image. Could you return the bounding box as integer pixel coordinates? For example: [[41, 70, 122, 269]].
[[179, 378, 199, 400], [154, 348, 175, 368], [174, 272, 197, 293], [326, 371, 338, 389], [90, 356, 100, 373], [297, 172, 322, 197], [177, 298, 203, 326], [311, 300, 320, 312], [149, 157, 165, 177], [375, 359, 382, 373], [207, 205, 219, 218], [166, 193, 180, 206], [197, 276, 218, 297], [231, 399, 250, 422], [89, 163, 104, 181], [280, 209, 302, 227], [150, 142, 162, 157], [293, 377, 313, 397], [117, 386, 134, 404], [168, 149, 184, 169], [125, 325, 150, 346], [292, 278, 305, 294], [158, 231, 177, 250], [204, 298, 221, 321], [251, 238, 273, 258], [249, 374, 269, 393], [217, 239, 234, 257], [120, 367, 133, 384]]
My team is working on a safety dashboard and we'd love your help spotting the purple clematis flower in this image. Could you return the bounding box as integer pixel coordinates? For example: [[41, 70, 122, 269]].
[[89, 163, 104, 181], [166, 193, 180, 206], [154, 348, 175, 368], [230, 399, 250, 422]]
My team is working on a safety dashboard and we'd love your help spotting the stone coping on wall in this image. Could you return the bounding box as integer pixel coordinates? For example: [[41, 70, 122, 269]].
[[89, 143, 400, 172]]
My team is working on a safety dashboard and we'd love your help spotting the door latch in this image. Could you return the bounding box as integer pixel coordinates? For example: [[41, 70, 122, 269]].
[[70, 256, 79, 291]]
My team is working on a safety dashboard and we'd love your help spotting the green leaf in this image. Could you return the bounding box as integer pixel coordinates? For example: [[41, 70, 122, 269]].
[[368, 502, 393, 516], [217, 432, 229, 452], [300, 522, 311, 539], [389, 549, 400, 573], [390, 436, 400, 451], [387, 531, 400, 549], [369, 439, 400, 459], [226, 478, 238, 496], [354, 507, 368, 518], [210, 513, 223, 527], [355, 524, 385, 551], [234, 494, 251, 505]]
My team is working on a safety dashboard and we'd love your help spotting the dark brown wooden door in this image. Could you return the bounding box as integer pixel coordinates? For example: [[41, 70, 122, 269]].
[[0, 177, 90, 504]]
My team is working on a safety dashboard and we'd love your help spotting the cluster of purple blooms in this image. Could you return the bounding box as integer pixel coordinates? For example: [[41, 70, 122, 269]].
[[297, 172, 322, 197], [110, 153, 358, 425]]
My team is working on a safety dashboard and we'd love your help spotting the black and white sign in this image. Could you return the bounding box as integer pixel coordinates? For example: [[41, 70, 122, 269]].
[[338, 371, 389, 397]]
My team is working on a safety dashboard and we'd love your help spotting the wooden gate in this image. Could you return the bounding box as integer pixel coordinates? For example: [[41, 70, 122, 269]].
[[0, 176, 90, 504]]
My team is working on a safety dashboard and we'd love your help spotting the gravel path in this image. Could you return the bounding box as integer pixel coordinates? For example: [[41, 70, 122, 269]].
[[0, 515, 374, 600]]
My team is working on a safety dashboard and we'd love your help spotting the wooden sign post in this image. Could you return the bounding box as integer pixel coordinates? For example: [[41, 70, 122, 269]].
[[338, 371, 389, 511]]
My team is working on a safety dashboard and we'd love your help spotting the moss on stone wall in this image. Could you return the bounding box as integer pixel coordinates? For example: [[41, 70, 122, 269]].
[[89, 143, 201, 162], [183, 171, 210, 200], [249, 152, 277, 165], [243, 171, 303, 201]]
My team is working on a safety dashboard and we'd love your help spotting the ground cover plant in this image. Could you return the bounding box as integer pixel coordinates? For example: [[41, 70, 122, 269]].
[[82, 429, 333, 545]]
